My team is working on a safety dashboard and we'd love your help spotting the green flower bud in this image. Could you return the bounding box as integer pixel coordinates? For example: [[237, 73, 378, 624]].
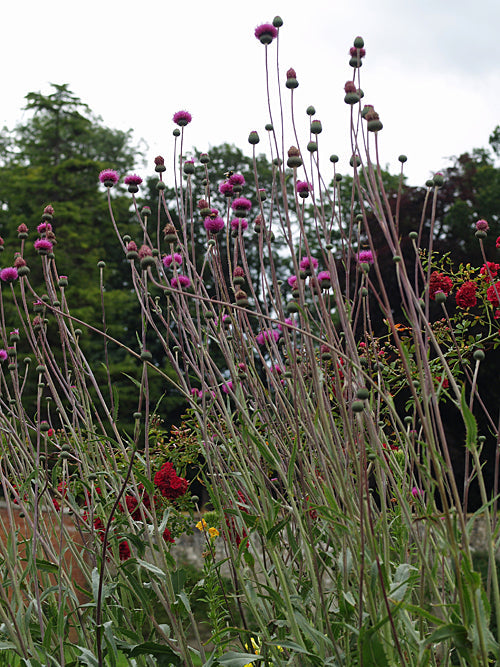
[[248, 131, 260, 145]]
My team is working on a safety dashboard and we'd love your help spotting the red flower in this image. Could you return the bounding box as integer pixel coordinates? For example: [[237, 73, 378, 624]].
[[429, 271, 453, 300], [93, 517, 106, 538], [119, 540, 131, 561], [455, 281, 477, 309], [162, 527, 175, 544], [435, 375, 449, 388], [487, 281, 500, 308], [154, 462, 188, 500], [480, 261, 500, 282]]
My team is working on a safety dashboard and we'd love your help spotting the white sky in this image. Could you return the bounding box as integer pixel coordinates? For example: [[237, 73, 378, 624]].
[[2, 0, 500, 186]]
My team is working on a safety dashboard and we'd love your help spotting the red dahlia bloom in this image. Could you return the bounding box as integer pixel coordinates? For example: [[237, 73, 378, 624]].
[[154, 462, 188, 500], [480, 261, 500, 281], [455, 281, 477, 309], [429, 271, 453, 300], [487, 281, 500, 308]]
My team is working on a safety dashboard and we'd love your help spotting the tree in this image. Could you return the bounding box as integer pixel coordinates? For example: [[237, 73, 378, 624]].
[[0, 84, 164, 432]]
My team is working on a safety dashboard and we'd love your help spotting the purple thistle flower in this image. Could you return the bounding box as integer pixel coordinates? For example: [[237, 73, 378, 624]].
[[287, 275, 298, 289], [476, 219, 489, 231], [256, 329, 281, 345], [222, 381, 234, 394], [163, 253, 183, 269], [34, 238, 53, 254], [299, 256, 319, 272], [318, 270, 331, 288], [296, 180, 311, 198], [0, 267, 18, 283], [173, 110, 192, 126], [229, 173, 245, 186], [99, 169, 119, 186], [204, 216, 225, 234], [232, 197, 252, 214], [190, 388, 203, 399], [171, 275, 191, 289], [219, 182, 234, 196], [230, 218, 248, 232], [277, 317, 295, 331], [357, 250, 374, 264], [255, 23, 278, 44], [124, 174, 143, 186], [138, 244, 152, 259], [37, 222, 52, 234], [0, 349, 7, 362]]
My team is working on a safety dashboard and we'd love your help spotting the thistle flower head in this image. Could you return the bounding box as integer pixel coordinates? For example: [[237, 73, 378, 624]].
[[256, 329, 281, 345], [229, 173, 245, 186], [476, 219, 489, 232], [299, 256, 318, 272], [254, 23, 278, 45], [204, 216, 225, 234], [138, 244, 152, 259], [0, 267, 18, 283], [99, 169, 119, 186], [171, 275, 191, 289], [219, 181, 234, 196], [296, 181, 311, 197], [232, 197, 252, 213], [230, 218, 248, 232], [34, 238, 53, 254], [124, 174, 143, 186], [173, 110, 192, 126], [357, 250, 374, 264], [163, 253, 183, 268], [37, 222, 52, 234]]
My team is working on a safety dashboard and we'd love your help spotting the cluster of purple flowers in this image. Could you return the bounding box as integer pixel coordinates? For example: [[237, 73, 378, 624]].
[[218, 173, 246, 198]]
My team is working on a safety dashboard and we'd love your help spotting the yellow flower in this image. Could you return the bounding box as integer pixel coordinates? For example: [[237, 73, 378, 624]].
[[208, 526, 219, 538], [196, 518, 207, 531], [243, 638, 260, 666]]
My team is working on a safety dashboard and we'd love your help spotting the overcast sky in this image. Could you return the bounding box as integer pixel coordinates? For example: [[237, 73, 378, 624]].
[[2, 0, 500, 186]]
